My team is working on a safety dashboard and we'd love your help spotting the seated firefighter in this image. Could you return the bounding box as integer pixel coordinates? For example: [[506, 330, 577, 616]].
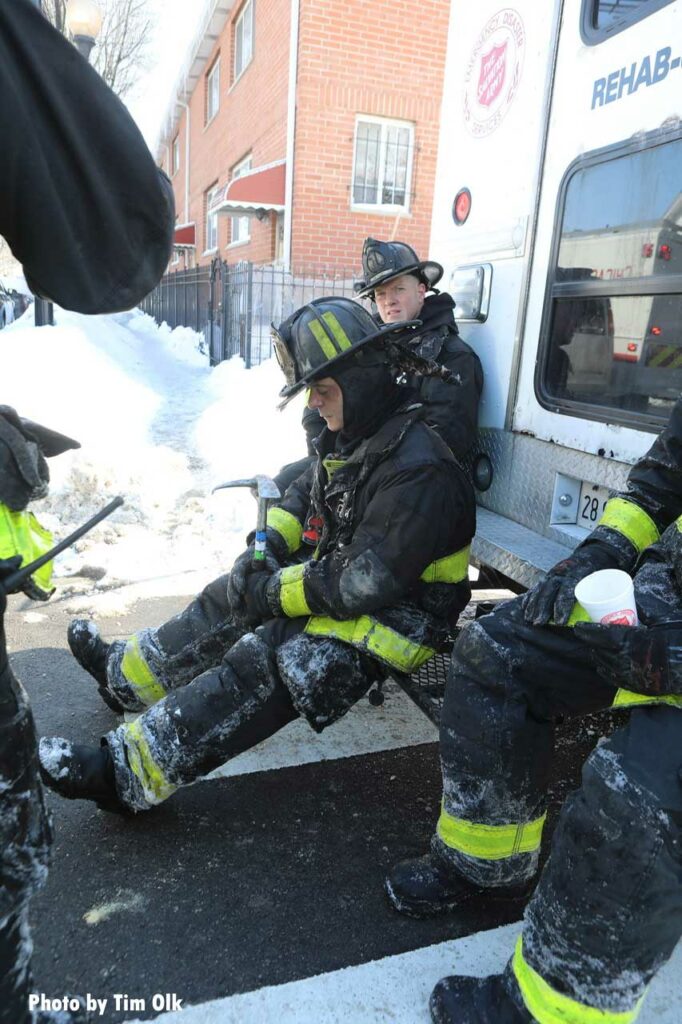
[[39, 297, 476, 815], [277, 238, 484, 494], [386, 395, 682, 1023]]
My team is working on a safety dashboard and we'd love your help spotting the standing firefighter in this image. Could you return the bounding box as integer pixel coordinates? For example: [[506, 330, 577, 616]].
[[387, 397, 682, 1023], [277, 237, 483, 493], [39, 297, 476, 815], [1, 1, 174, 1019]]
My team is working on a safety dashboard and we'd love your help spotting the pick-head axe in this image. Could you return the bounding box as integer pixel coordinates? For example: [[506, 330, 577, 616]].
[[212, 475, 281, 568]]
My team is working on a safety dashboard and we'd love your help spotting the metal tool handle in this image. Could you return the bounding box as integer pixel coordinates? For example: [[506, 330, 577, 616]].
[[2, 495, 124, 593]]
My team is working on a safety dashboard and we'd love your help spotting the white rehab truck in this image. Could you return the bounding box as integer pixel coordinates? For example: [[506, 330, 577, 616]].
[[433, 0, 682, 588]]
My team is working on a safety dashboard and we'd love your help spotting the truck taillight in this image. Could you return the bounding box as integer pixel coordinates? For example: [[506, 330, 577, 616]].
[[651, 326, 662, 336], [658, 244, 672, 261], [453, 188, 472, 225]]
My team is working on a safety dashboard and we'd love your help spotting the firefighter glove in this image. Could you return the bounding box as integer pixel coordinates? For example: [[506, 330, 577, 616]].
[[242, 569, 276, 626], [574, 620, 682, 696], [227, 546, 280, 617], [523, 541, 622, 626]]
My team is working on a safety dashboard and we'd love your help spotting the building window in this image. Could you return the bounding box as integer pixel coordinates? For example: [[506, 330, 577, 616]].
[[537, 129, 682, 429], [205, 184, 220, 252], [230, 155, 252, 245], [171, 136, 180, 176], [351, 116, 414, 211], [234, 0, 254, 82], [206, 58, 220, 123], [581, 0, 675, 43]]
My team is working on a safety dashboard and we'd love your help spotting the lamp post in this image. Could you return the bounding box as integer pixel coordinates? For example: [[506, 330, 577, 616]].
[[65, 0, 104, 62]]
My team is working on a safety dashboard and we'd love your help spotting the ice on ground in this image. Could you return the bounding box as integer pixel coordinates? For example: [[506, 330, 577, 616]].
[[2, 306, 306, 594]]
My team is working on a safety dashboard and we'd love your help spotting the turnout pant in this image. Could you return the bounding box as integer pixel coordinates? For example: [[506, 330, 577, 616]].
[[0, 665, 52, 1024], [100, 574, 383, 812], [436, 576, 682, 1018]]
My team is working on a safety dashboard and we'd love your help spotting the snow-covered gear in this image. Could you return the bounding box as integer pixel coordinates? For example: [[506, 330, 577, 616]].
[[385, 850, 533, 919], [1, 0, 174, 313], [356, 237, 443, 298], [274, 296, 417, 405], [67, 620, 109, 687], [53, 380, 474, 811], [412, 396, 682, 1024], [429, 972, 531, 1024], [37, 738, 125, 816], [574, 618, 682, 694], [389, 292, 482, 459]]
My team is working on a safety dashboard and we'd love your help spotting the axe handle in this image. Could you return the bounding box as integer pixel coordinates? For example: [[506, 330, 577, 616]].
[[253, 498, 270, 567]]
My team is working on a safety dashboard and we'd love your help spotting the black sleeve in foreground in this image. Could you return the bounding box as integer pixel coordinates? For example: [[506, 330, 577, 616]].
[[0, 0, 174, 314]]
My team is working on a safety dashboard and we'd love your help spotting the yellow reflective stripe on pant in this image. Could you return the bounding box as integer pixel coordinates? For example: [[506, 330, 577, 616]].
[[266, 507, 303, 555], [279, 564, 311, 617], [512, 935, 645, 1024], [420, 545, 471, 584], [120, 636, 166, 706], [0, 503, 55, 596], [122, 718, 177, 807], [598, 498, 659, 553], [304, 614, 434, 673], [437, 803, 546, 860]]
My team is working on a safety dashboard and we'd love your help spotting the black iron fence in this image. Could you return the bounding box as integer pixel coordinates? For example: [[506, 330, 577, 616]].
[[139, 260, 361, 367]]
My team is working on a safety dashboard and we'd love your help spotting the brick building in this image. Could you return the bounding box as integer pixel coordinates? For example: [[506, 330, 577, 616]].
[[158, 0, 450, 274]]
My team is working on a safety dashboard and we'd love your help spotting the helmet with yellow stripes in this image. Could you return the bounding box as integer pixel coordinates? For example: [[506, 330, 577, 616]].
[[272, 296, 418, 405]]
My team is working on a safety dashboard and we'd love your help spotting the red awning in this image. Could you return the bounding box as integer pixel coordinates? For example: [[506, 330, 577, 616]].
[[173, 223, 196, 248], [210, 160, 286, 218]]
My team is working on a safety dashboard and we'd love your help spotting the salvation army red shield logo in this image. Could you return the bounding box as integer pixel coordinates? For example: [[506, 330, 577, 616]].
[[478, 40, 508, 107], [464, 9, 525, 137]]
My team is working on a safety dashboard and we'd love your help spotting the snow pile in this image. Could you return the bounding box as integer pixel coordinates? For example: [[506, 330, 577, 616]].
[[1, 306, 306, 610]]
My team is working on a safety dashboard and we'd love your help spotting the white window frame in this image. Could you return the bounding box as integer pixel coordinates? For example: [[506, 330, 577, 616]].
[[234, 0, 254, 83], [228, 154, 252, 246], [350, 114, 414, 214], [205, 184, 219, 253], [206, 58, 221, 123], [171, 136, 180, 176]]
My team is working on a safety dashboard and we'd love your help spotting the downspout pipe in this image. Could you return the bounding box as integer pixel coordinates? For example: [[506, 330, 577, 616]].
[[283, 0, 300, 272], [177, 99, 191, 226]]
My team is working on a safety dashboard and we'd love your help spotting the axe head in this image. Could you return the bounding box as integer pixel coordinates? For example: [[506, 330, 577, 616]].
[[212, 475, 281, 501]]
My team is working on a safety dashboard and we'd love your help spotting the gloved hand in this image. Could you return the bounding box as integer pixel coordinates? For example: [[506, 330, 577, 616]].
[[522, 542, 622, 626], [241, 569, 276, 627], [0, 555, 23, 614], [227, 545, 280, 619], [573, 620, 682, 695]]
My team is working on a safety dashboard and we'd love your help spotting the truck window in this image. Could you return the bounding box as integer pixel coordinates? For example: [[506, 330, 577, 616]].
[[538, 131, 682, 427], [581, 0, 675, 43]]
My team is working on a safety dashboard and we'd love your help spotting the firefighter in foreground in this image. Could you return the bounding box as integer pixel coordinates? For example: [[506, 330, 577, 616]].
[[277, 237, 483, 492], [1, 0, 174, 1017], [387, 397, 682, 1023], [39, 297, 476, 815]]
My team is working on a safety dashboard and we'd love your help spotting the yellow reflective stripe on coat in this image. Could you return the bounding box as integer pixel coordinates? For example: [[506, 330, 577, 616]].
[[267, 507, 303, 554], [0, 503, 55, 595], [612, 689, 682, 710], [279, 564, 311, 617], [512, 935, 645, 1024], [123, 718, 177, 806], [304, 614, 434, 673], [120, 636, 166, 706], [322, 456, 347, 482], [598, 498, 659, 553], [420, 545, 471, 584], [437, 804, 546, 860]]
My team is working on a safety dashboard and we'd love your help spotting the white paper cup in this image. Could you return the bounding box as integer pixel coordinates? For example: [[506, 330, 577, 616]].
[[574, 569, 638, 625]]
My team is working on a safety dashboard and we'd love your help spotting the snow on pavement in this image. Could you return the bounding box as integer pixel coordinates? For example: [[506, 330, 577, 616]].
[[2, 304, 306, 611]]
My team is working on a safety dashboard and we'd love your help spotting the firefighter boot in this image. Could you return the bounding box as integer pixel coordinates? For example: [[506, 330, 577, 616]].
[[385, 851, 534, 918], [67, 618, 123, 712], [429, 973, 531, 1024], [38, 737, 129, 815]]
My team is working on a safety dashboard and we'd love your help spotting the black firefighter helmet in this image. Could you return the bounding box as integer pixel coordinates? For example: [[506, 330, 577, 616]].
[[356, 237, 443, 299], [272, 296, 419, 406]]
